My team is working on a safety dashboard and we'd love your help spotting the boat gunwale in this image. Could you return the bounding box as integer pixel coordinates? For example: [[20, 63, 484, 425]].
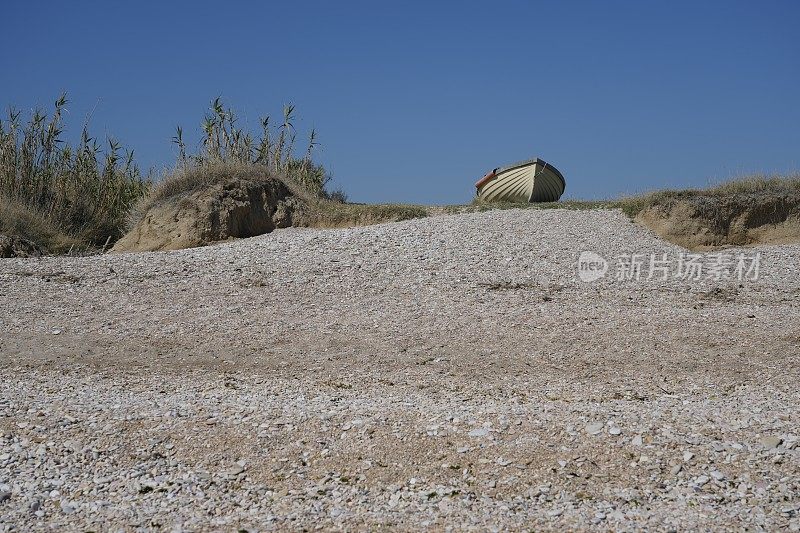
[[493, 158, 566, 190]]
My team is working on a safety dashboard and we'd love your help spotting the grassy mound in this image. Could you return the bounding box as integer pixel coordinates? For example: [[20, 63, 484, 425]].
[[616, 174, 800, 217], [128, 161, 317, 227], [119, 160, 429, 251], [619, 174, 800, 249], [114, 163, 308, 252], [117, 99, 427, 250]]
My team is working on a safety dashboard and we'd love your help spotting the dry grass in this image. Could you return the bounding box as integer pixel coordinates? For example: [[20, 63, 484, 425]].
[[616, 174, 800, 249], [0, 196, 82, 253], [615, 173, 800, 217], [303, 202, 429, 228], [466, 198, 616, 212]]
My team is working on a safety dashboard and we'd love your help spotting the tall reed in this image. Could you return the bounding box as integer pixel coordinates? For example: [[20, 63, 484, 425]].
[[0, 94, 150, 245], [174, 98, 335, 198]]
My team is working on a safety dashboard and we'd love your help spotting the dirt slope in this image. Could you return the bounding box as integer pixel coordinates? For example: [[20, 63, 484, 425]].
[[636, 193, 800, 250], [112, 177, 304, 252]]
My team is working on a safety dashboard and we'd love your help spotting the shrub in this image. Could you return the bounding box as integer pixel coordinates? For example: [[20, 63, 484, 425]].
[[0, 94, 150, 246]]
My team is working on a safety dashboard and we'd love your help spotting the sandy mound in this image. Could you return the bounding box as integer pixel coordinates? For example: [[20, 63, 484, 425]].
[[635, 193, 800, 249], [112, 177, 304, 252]]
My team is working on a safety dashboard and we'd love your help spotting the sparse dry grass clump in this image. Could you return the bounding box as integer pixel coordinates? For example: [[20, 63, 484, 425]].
[[467, 198, 616, 212], [304, 202, 429, 228], [0, 195, 82, 253], [0, 95, 150, 251]]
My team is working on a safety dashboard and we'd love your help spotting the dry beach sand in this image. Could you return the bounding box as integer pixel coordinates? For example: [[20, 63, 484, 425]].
[[1, 208, 799, 531]]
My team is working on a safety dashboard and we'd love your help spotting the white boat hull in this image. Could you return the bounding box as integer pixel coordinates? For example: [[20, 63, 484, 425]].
[[475, 158, 565, 203]]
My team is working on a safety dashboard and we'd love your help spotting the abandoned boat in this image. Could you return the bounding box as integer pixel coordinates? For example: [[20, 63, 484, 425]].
[[475, 157, 566, 202]]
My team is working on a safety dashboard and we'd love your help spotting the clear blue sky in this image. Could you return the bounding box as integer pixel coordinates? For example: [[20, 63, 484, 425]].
[[2, 0, 798, 204]]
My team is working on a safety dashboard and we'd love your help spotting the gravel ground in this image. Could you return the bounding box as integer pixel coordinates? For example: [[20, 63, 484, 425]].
[[1, 208, 799, 531]]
